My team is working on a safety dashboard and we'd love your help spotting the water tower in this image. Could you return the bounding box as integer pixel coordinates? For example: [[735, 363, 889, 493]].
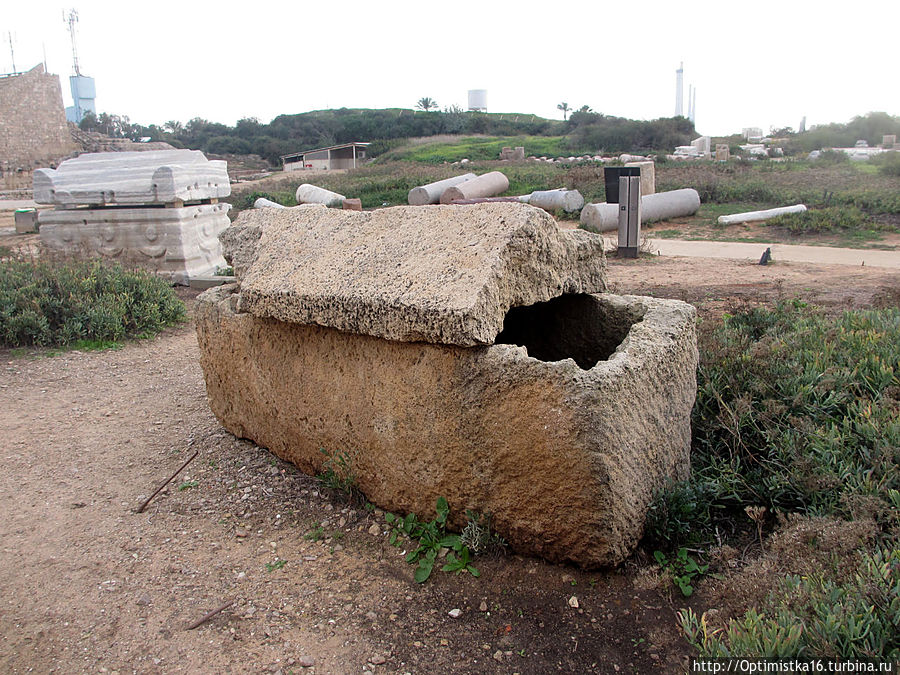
[[467, 89, 487, 112], [63, 9, 96, 124]]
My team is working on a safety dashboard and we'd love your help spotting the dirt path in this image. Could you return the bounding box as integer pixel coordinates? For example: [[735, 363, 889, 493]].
[[1, 257, 897, 674]]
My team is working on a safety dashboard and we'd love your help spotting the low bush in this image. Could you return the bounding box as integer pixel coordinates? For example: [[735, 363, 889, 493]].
[[679, 545, 899, 658], [645, 301, 900, 550], [0, 259, 185, 348], [766, 206, 872, 234], [872, 151, 900, 177]]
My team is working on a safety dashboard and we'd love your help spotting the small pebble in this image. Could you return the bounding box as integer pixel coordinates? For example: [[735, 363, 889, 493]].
[[297, 655, 315, 668], [448, 608, 462, 618]]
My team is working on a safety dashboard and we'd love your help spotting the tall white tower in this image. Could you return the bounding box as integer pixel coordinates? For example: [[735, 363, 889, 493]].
[[675, 62, 684, 117]]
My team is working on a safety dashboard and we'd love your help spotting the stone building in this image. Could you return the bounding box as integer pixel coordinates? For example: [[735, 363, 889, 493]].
[[0, 64, 78, 191]]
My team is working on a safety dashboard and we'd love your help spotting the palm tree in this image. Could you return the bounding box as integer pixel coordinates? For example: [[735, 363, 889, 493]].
[[417, 97, 438, 112], [557, 102, 570, 120]]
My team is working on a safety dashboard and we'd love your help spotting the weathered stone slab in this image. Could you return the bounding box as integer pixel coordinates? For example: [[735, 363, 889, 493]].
[[223, 203, 606, 346], [33, 150, 230, 206], [38, 202, 230, 284], [196, 286, 697, 568]]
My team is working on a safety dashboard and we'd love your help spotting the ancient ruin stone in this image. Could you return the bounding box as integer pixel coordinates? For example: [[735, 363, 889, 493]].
[[223, 203, 606, 346], [39, 202, 230, 285], [197, 201, 699, 567], [33, 149, 230, 207], [34, 150, 231, 282], [196, 286, 698, 567]]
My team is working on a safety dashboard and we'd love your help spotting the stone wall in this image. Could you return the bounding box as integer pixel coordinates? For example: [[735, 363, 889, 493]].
[[0, 64, 78, 190]]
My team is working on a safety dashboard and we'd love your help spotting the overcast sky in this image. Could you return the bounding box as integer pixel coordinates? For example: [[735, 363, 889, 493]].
[[4, 1, 898, 137]]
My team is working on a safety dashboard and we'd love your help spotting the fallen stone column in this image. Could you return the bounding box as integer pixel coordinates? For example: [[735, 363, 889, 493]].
[[641, 188, 701, 223], [440, 171, 510, 204], [579, 203, 619, 232], [526, 189, 585, 213], [408, 173, 476, 205], [295, 183, 346, 207], [580, 188, 701, 232], [717, 204, 807, 225], [253, 197, 286, 209]]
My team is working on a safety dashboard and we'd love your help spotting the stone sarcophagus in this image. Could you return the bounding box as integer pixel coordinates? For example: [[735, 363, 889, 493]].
[[35, 150, 231, 284], [196, 203, 698, 567]]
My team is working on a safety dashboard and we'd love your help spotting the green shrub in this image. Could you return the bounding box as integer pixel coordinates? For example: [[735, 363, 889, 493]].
[[872, 151, 900, 177], [766, 206, 871, 234], [679, 546, 900, 658], [0, 259, 185, 348], [648, 301, 900, 549]]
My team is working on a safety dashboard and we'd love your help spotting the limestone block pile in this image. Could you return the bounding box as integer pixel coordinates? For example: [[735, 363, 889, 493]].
[[35, 150, 231, 284], [196, 202, 698, 568]]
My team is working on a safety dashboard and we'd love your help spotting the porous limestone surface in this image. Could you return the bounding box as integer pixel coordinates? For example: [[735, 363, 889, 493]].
[[39, 202, 230, 284], [33, 150, 230, 206], [223, 202, 607, 346], [196, 286, 698, 567]]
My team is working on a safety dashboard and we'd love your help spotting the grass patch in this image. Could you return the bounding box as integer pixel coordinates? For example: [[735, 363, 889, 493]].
[[765, 206, 897, 244], [0, 259, 186, 348], [384, 135, 570, 164]]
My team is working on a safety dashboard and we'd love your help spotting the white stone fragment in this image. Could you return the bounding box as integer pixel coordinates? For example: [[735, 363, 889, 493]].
[[38, 202, 231, 284], [294, 184, 346, 207], [253, 197, 286, 209], [717, 204, 807, 225], [33, 150, 230, 206]]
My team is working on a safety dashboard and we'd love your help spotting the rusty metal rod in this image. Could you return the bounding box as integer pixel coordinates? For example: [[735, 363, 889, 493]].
[[185, 597, 235, 630], [135, 450, 198, 513]]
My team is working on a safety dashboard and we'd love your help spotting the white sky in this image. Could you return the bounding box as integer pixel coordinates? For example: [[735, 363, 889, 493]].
[[3, 1, 898, 137]]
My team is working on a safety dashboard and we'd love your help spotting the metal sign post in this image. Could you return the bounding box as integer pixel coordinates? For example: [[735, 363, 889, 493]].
[[617, 175, 642, 258]]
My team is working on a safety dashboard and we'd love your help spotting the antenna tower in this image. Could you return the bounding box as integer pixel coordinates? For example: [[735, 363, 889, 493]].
[[64, 9, 81, 76], [7, 32, 16, 72]]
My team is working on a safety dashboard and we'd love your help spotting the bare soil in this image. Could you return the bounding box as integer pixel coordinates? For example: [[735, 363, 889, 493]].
[[1, 257, 898, 675]]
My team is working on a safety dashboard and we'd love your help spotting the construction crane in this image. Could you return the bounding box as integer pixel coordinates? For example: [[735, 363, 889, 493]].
[[63, 9, 81, 76]]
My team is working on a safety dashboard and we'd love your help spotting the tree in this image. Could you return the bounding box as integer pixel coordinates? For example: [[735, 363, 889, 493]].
[[164, 120, 183, 135], [577, 105, 593, 114], [557, 102, 570, 120], [416, 97, 438, 112]]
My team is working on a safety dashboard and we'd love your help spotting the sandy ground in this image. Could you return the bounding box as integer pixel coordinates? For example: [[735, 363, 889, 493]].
[[1, 252, 898, 674]]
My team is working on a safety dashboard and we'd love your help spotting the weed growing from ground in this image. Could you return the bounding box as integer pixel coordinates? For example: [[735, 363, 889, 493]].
[[303, 522, 324, 542], [653, 548, 715, 597], [385, 497, 481, 583], [316, 448, 359, 500]]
